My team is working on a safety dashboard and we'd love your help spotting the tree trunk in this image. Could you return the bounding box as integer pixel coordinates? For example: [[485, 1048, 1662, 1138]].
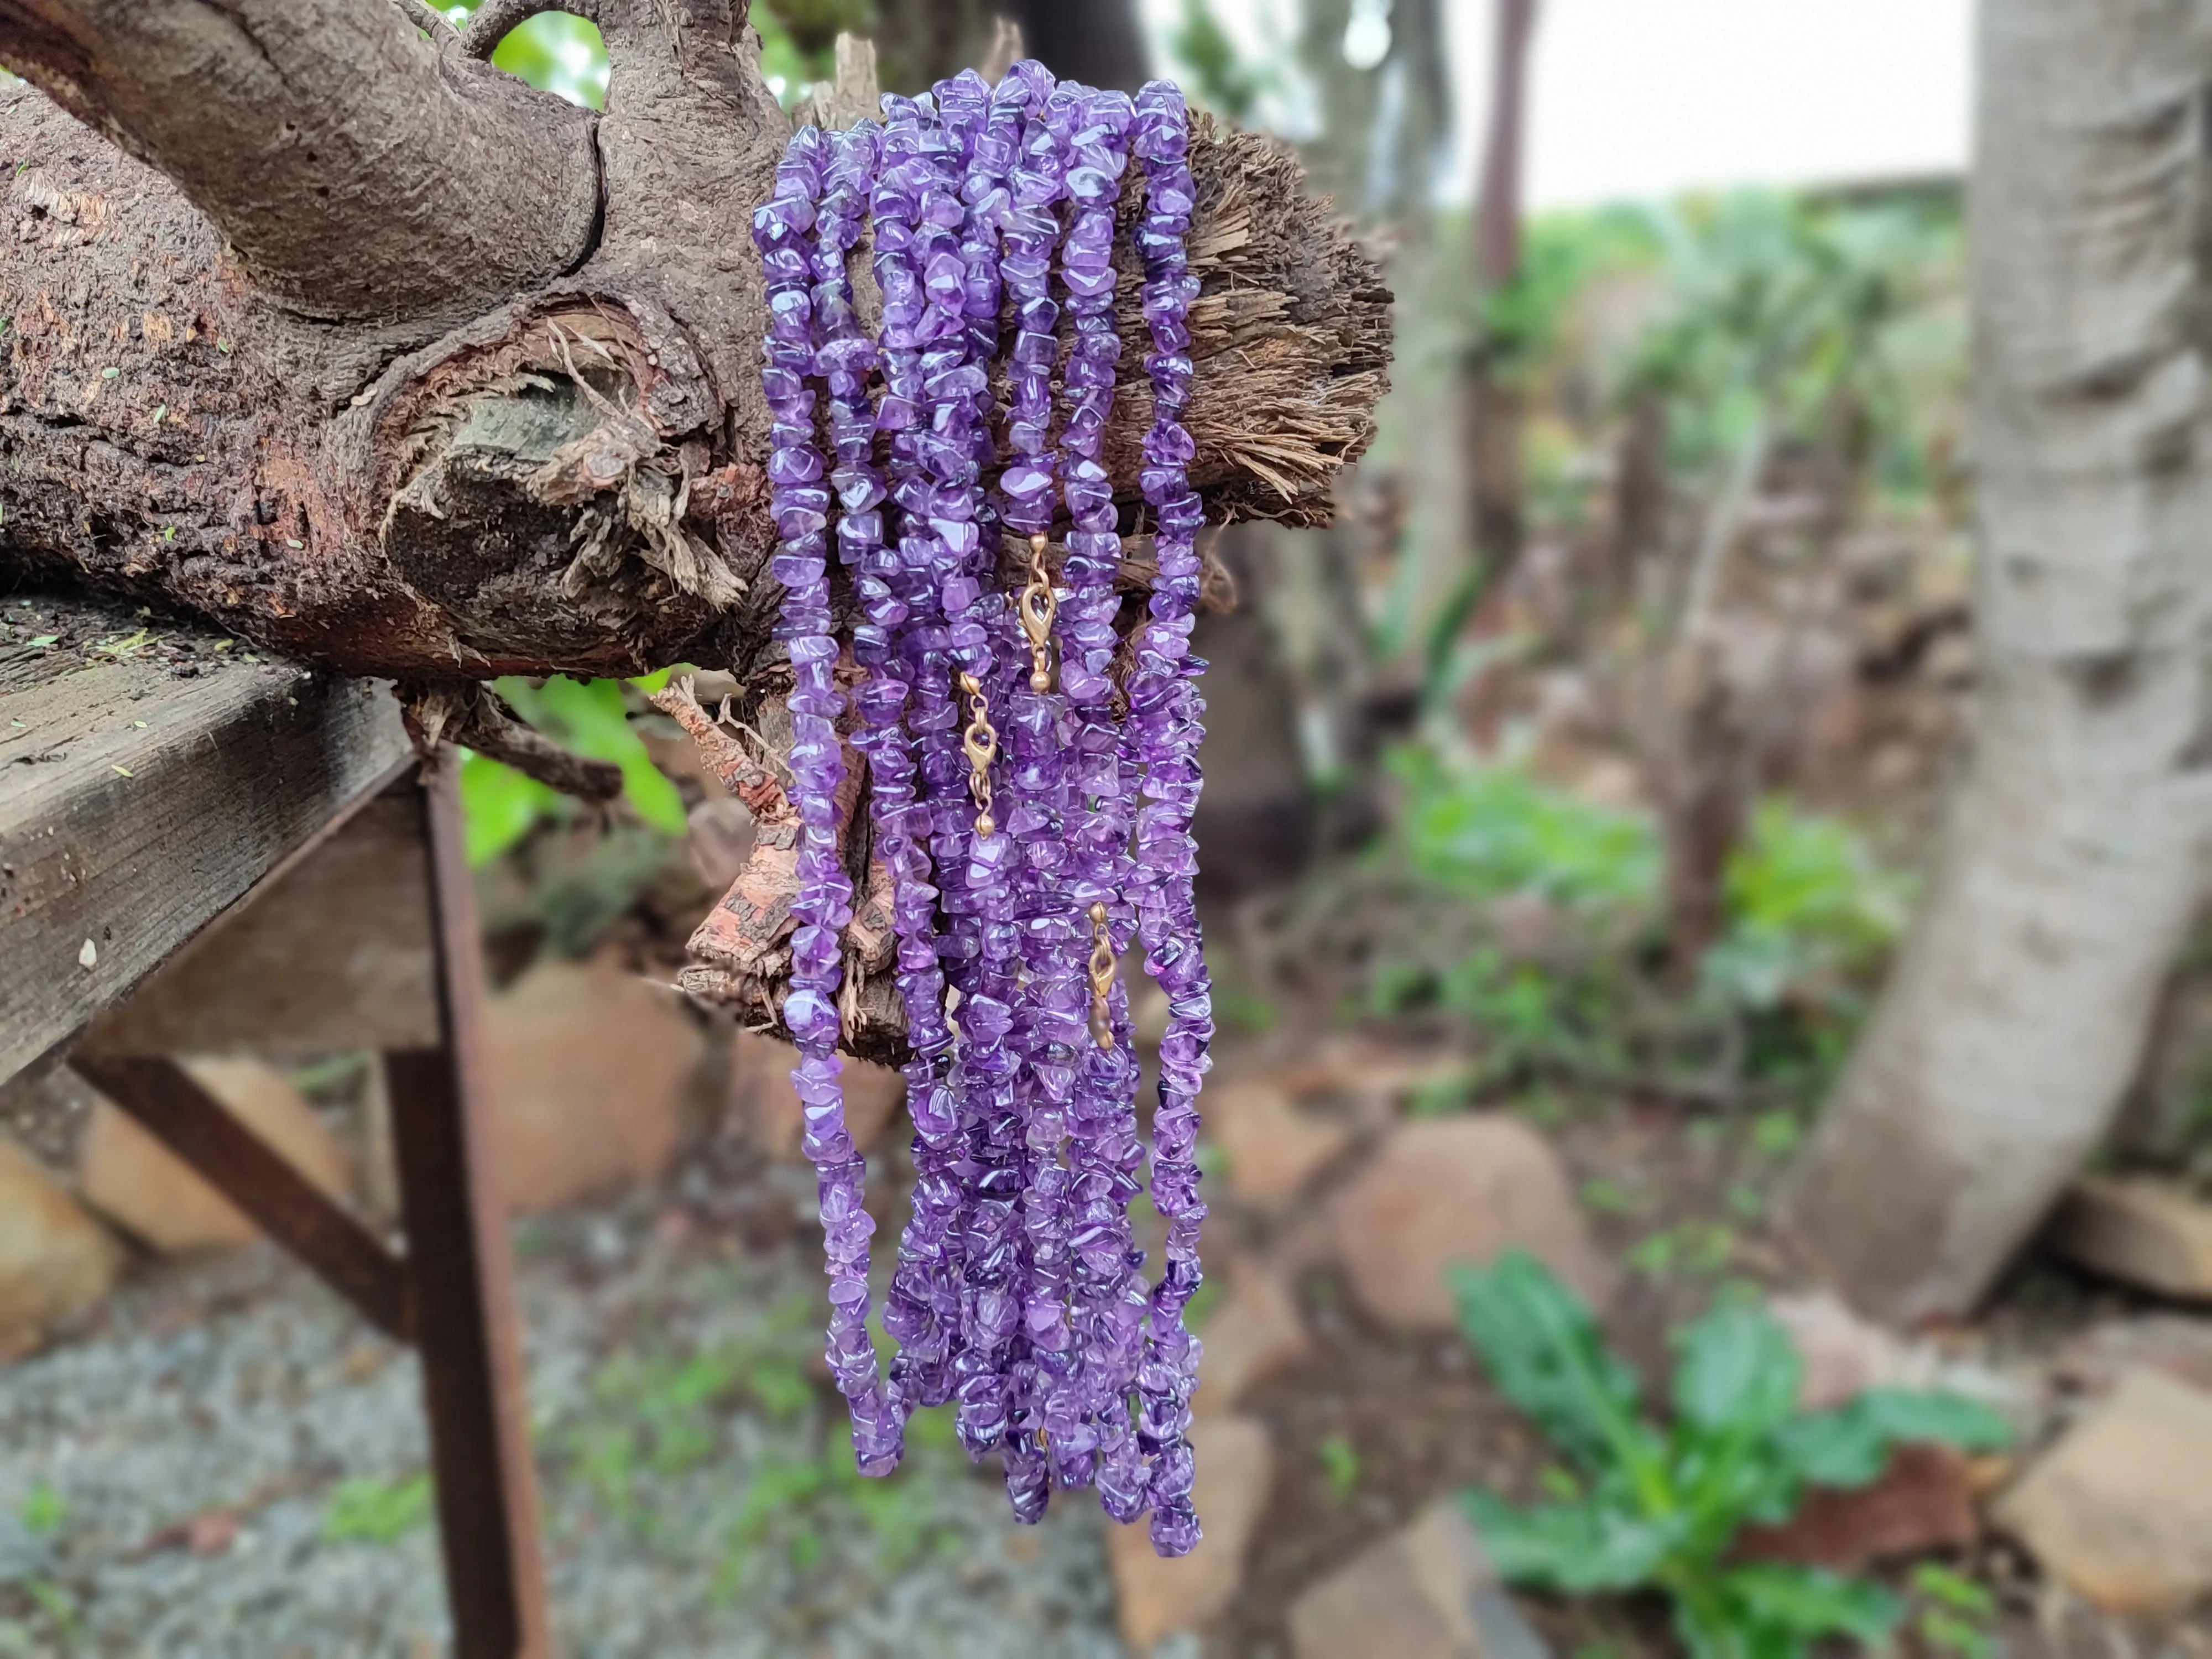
[[1461, 0, 1536, 575], [0, 0, 1389, 686], [1783, 0, 2212, 1321], [1011, 0, 1147, 93]]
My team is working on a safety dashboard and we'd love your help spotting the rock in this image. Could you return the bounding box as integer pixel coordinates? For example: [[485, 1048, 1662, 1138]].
[[0, 1138, 121, 1350], [78, 1057, 353, 1253], [1195, 1262, 1308, 1415], [1288, 1499, 1549, 1659], [1329, 1117, 1612, 1330], [2048, 1177, 2212, 1299], [481, 959, 704, 1212], [1768, 1291, 1929, 1411], [1107, 1415, 1273, 1651], [1207, 1080, 1350, 1207], [2055, 1314, 2212, 1397], [726, 1027, 904, 1162], [685, 796, 756, 891], [1994, 1367, 2212, 1613], [1738, 1443, 1978, 1572]]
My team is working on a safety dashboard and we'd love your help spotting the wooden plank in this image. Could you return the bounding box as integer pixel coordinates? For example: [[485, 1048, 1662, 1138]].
[[0, 595, 411, 1084], [79, 784, 441, 1058], [388, 756, 550, 1658], [67, 1053, 415, 1342]]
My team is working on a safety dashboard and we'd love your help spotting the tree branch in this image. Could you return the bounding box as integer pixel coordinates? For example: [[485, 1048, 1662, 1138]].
[[0, 7, 1389, 684], [462, 0, 599, 59], [0, 0, 600, 325], [393, 0, 461, 47]]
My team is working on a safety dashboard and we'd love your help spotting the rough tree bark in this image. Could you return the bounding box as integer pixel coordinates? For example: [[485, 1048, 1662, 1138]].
[[0, 0, 1389, 685], [1785, 0, 2212, 1320], [1, 0, 1389, 1059]]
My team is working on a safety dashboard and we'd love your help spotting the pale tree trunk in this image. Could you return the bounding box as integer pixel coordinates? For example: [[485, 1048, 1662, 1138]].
[[1462, 0, 1536, 577], [1785, 0, 2212, 1321]]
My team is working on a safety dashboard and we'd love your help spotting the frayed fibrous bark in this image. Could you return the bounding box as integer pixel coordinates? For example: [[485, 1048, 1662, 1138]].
[[0, 0, 1388, 1057], [0, 2, 1390, 688]]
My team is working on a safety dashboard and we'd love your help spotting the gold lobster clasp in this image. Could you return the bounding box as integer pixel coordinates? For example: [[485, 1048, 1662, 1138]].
[[1018, 534, 1058, 693]]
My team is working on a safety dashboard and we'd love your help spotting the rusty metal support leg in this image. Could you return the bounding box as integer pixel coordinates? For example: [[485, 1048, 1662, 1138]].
[[66, 1053, 415, 1342], [385, 753, 550, 1659]]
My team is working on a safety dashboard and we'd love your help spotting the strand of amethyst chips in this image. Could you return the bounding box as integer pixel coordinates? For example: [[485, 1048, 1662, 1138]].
[[752, 126, 902, 1479], [1124, 77, 1213, 1559], [754, 61, 1214, 1560]]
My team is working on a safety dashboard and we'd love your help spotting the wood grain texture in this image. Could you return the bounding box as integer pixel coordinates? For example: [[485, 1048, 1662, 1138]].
[[0, 601, 411, 1084], [78, 786, 440, 1058]]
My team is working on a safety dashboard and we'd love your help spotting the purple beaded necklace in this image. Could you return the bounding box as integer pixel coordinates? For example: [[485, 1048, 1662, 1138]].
[[757, 64, 1212, 1560]]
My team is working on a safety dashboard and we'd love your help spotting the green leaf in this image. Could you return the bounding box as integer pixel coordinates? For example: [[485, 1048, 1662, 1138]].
[[1772, 1386, 2011, 1492], [498, 675, 688, 837], [1767, 1404, 1890, 1490], [1460, 1490, 1673, 1593], [458, 750, 562, 866], [1451, 1251, 1656, 1484], [1913, 1562, 1995, 1615], [1719, 1562, 1899, 1646], [1851, 1387, 2013, 1452], [1671, 1302, 1802, 1440]]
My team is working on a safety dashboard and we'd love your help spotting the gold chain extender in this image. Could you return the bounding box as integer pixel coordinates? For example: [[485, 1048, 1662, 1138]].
[[959, 670, 999, 837], [1018, 534, 1058, 693], [1088, 902, 1118, 1050]]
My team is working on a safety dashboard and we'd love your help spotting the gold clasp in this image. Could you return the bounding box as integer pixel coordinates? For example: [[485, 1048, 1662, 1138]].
[[1087, 901, 1117, 1050], [958, 670, 998, 836], [1018, 534, 1058, 693]]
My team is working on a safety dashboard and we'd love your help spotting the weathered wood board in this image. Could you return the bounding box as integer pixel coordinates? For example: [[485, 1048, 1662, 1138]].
[[0, 593, 411, 1084]]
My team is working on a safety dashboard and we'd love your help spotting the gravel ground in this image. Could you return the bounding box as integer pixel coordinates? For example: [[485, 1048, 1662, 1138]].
[[0, 1158, 1128, 1658]]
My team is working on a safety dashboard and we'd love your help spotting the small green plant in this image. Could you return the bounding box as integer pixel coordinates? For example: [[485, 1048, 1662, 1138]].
[[18, 1481, 63, 1537], [1314, 1433, 1360, 1503], [1451, 1251, 2012, 1659], [18, 1577, 76, 1641], [1702, 801, 1912, 1014], [458, 670, 690, 865], [322, 1472, 432, 1545], [1909, 1563, 1998, 1658], [1392, 750, 1660, 911]]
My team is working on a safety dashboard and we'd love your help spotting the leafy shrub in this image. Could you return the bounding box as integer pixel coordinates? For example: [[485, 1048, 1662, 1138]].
[[1392, 748, 1660, 912], [1337, 754, 1910, 1105], [1702, 800, 1912, 1011], [459, 671, 689, 865], [1451, 1251, 2011, 1659]]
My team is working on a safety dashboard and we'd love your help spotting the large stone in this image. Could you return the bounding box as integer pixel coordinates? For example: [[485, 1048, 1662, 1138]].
[[1207, 1079, 1351, 1207], [1288, 1499, 1548, 1659], [1107, 1415, 1274, 1651], [1329, 1116, 1612, 1330], [2048, 1177, 2212, 1300], [2056, 1314, 2212, 1397], [78, 1057, 353, 1253], [727, 1027, 904, 1162], [1195, 1261, 1309, 1415], [0, 1138, 121, 1350], [482, 959, 704, 1212], [1994, 1367, 2212, 1613]]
